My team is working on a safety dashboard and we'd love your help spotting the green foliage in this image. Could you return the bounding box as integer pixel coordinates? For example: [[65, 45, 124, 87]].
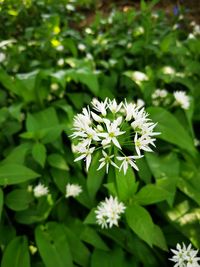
[[0, 0, 200, 266]]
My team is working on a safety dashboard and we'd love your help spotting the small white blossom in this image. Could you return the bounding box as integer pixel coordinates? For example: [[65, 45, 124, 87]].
[[57, 58, 65, 66], [74, 146, 95, 171], [131, 71, 148, 84], [174, 91, 190, 110], [134, 133, 155, 156], [95, 196, 126, 228], [66, 4, 75, 11], [50, 83, 59, 91], [117, 155, 142, 174], [97, 151, 119, 173], [108, 99, 123, 114], [92, 98, 108, 116], [33, 183, 49, 198], [169, 243, 200, 267], [78, 43, 86, 51], [66, 183, 82, 198]]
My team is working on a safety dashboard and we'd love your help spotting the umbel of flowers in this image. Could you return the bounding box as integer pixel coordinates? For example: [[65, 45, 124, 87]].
[[71, 98, 160, 174]]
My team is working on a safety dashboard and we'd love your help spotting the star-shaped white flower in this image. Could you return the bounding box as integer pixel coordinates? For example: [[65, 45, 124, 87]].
[[33, 183, 49, 198], [117, 155, 142, 174], [74, 146, 95, 171], [97, 150, 119, 173]]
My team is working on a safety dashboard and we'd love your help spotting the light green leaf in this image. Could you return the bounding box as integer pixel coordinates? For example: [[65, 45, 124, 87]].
[[147, 107, 196, 157], [115, 164, 137, 201], [135, 184, 171, 205], [35, 222, 73, 267], [32, 143, 46, 167], [48, 153, 69, 171], [126, 203, 154, 246], [0, 164, 40, 185], [1, 236, 30, 267]]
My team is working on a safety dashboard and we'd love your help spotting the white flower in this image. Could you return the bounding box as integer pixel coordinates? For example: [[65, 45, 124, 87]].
[[92, 98, 108, 116], [95, 196, 126, 228], [66, 4, 75, 11], [169, 243, 200, 267], [152, 89, 168, 99], [162, 66, 175, 75], [66, 183, 82, 198], [57, 58, 65, 66], [70, 98, 159, 173], [56, 45, 64, 51], [97, 151, 119, 173], [108, 99, 123, 113], [98, 117, 125, 149], [33, 183, 49, 198], [117, 155, 142, 174], [0, 53, 6, 63], [131, 71, 148, 84], [78, 43, 86, 51], [74, 146, 95, 171], [136, 99, 145, 108], [174, 91, 190, 110], [134, 133, 155, 156]]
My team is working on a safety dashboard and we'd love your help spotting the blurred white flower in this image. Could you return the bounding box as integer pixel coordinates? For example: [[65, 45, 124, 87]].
[[50, 83, 59, 91], [65, 183, 82, 198], [136, 99, 145, 108], [95, 196, 126, 228], [66, 4, 75, 11], [33, 183, 49, 198], [57, 58, 65, 66], [0, 52, 6, 62], [162, 66, 175, 75], [78, 43, 86, 51], [56, 45, 64, 51], [174, 91, 190, 110], [131, 71, 148, 85], [85, 28, 93, 35], [169, 243, 200, 267]]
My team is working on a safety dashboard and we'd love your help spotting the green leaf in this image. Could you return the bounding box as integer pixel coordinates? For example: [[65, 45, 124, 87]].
[[35, 222, 73, 267], [48, 153, 69, 171], [1, 236, 30, 267], [135, 184, 171, 205], [0, 188, 3, 221], [115, 164, 137, 201], [64, 226, 90, 266], [0, 164, 40, 185], [80, 226, 109, 251], [32, 143, 46, 167], [5, 189, 33, 211], [126, 203, 154, 246], [152, 225, 168, 251], [147, 107, 196, 157], [87, 151, 105, 202]]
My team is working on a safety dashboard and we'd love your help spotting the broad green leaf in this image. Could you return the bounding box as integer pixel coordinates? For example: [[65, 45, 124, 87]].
[[5, 189, 33, 211], [0, 164, 40, 185], [91, 248, 125, 267], [135, 184, 171, 205], [48, 153, 69, 171], [152, 225, 167, 251], [32, 143, 46, 167], [115, 164, 137, 201], [35, 222, 73, 267], [87, 151, 105, 202], [2, 144, 30, 164], [80, 226, 109, 251], [147, 107, 196, 157], [0, 188, 3, 221], [16, 198, 53, 225], [1, 236, 30, 267], [126, 203, 154, 246], [64, 226, 90, 266]]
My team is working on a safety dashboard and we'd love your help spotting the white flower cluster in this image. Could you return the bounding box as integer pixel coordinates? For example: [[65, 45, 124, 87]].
[[65, 183, 82, 198], [33, 183, 49, 198], [173, 91, 190, 110], [95, 196, 126, 228], [152, 89, 169, 106], [71, 98, 159, 174], [169, 243, 200, 267]]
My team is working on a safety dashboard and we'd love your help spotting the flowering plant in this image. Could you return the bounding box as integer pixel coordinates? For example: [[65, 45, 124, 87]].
[[71, 98, 159, 174]]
